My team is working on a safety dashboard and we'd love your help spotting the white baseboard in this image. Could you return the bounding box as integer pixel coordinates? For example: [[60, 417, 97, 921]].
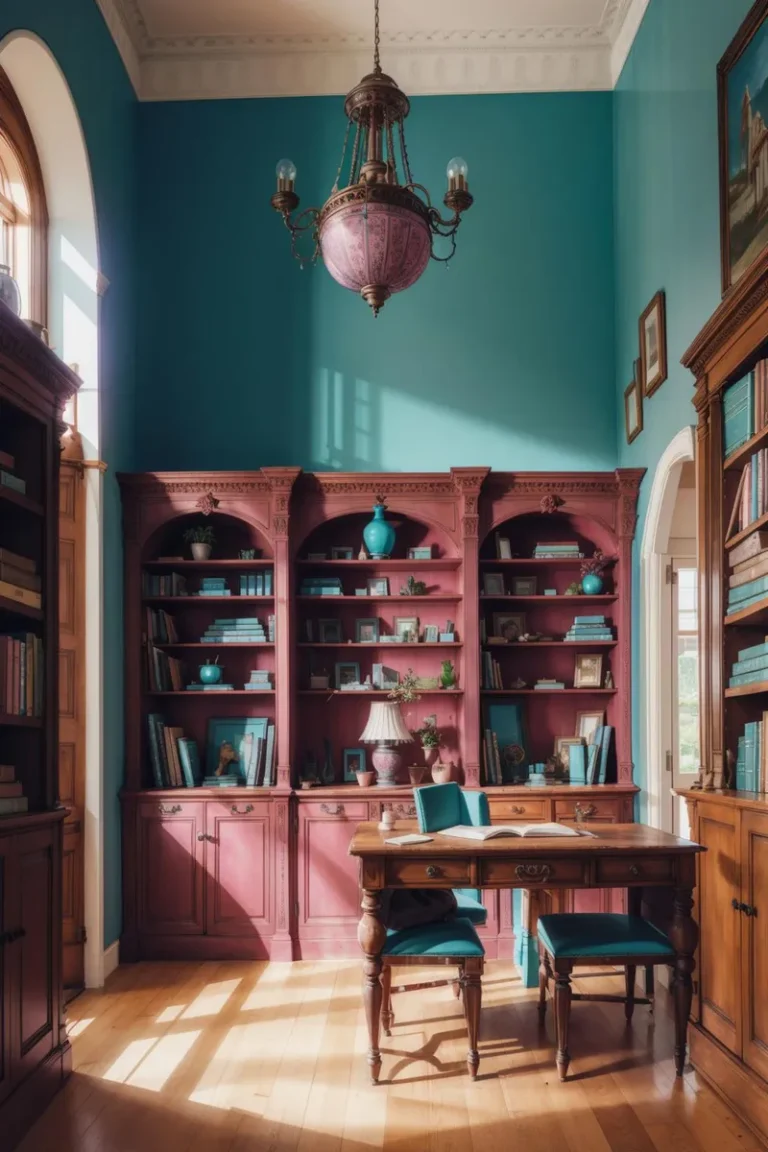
[[103, 941, 120, 981]]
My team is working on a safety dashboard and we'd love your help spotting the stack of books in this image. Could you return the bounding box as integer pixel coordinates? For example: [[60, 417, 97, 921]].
[[483, 729, 503, 783], [585, 725, 613, 784], [732, 449, 768, 536], [0, 633, 44, 716], [201, 617, 268, 643], [534, 678, 565, 690], [300, 577, 343, 597], [147, 714, 201, 787], [729, 635, 768, 689], [0, 449, 26, 496], [727, 530, 768, 615], [723, 362, 768, 458], [0, 763, 27, 815], [736, 716, 768, 791], [145, 607, 178, 643], [142, 571, 187, 597], [186, 679, 234, 691], [244, 669, 273, 691], [147, 646, 184, 691], [0, 547, 42, 610], [533, 540, 584, 559], [203, 773, 241, 788], [564, 614, 613, 641], [482, 652, 503, 689], [197, 576, 230, 597], [267, 614, 275, 641], [239, 570, 273, 595]]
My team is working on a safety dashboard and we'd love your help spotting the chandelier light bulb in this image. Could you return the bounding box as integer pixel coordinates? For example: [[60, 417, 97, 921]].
[[276, 158, 297, 186], [446, 157, 468, 190]]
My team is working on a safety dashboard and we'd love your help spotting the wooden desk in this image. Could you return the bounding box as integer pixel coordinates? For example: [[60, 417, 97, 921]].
[[348, 821, 704, 1083]]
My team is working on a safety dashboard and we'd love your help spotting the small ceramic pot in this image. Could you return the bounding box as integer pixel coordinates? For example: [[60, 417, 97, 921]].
[[431, 761, 452, 784], [423, 746, 439, 769], [581, 573, 604, 595], [199, 662, 222, 685], [356, 770, 375, 788], [408, 765, 426, 786], [191, 542, 212, 561]]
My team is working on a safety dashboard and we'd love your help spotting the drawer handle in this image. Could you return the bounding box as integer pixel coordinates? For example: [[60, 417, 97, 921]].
[[197, 832, 214, 842], [158, 803, 182, 816], [426, 865, 442, 879], [732, 898, 743, 912], [574, 804, 598, 822], [515, 864, 552, 883], [321, 803, 345, 817], [745, 904, 758, 918], [230, 804, 254, 815], [510, 805, 526, 816], [629, 864, 640, 877]]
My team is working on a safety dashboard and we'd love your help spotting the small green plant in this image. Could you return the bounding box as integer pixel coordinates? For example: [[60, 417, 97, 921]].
[[388, 667, 421, 703], [400, 575, 427, 596], [183, 524, 216, 546], [415, 716, 441, 748]]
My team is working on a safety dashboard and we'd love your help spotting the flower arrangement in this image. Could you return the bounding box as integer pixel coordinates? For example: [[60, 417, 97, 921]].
[[415, 716, 441, 748], [388, 668, 421, 703], [580, 549, 611, 577]]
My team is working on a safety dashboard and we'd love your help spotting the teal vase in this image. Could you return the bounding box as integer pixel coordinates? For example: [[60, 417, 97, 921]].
[[199, 662, 222, 684], [363, 501, 396, 559], [581, 573, 604, 595]]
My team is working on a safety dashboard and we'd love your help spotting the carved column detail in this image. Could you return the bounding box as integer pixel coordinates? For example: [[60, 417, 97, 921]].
[[616, 469, 644, 784], [452, 468, 490, 786]]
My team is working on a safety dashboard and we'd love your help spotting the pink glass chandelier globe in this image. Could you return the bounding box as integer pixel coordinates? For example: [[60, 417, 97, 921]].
[[319, 200, 432, 301]]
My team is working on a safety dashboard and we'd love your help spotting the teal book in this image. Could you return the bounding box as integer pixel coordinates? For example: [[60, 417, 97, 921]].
[[177, 738, 201, 787], [732, 654, 768, 675], [568, 744, 587, 785], [728, 575, 768, 604], [264, 722, 276, 787], [587, 738, 601, 784], [598, 725, 612, 784], [0, 471, 25, 494], [147, 713, 165, 789], [727, 591, 768, 614], [737, 736, 746, 791], [745, 722, 758, 791], [729, 669, 768, 686], [738, 641, 768, 661], [724, 372, 755, 456]]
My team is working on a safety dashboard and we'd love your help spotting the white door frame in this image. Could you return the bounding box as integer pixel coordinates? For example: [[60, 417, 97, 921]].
[[640, 427, 696, 832]]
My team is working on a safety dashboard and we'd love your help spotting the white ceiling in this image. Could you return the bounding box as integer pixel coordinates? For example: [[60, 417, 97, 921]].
[[96, 0, 651, 100]]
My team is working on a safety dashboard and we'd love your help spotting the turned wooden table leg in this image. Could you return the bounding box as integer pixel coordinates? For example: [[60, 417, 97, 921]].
[[380, 964, 394, 1036], [461, 957, 483, 1080], [669, 885, 698, 1076], [359, 888, 387, 1084], [554, 961, 573, 1081]]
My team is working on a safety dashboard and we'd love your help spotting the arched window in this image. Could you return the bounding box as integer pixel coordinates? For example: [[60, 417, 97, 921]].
[[0, 67, 47, 324]]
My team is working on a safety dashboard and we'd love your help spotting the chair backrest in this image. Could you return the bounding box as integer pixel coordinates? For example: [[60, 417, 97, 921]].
[[414, 782, 490, 832]]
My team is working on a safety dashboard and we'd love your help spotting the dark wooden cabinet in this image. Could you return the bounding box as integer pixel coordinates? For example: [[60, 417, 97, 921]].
[[697, 800, 740, 1053], [0, 834, 12, 1109], [740, 809, 768, 1082]]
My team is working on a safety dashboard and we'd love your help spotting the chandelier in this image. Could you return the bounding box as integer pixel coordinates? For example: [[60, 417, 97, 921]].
[[270, 0, 473, 316]]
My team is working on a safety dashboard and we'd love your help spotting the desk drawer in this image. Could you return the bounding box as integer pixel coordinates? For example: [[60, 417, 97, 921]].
[[386, 857, 471, 887], [480, 857, 586, 887], [489, 799, 548, 822], [555, 799, 621, 824], [594, 857, 673, 886]]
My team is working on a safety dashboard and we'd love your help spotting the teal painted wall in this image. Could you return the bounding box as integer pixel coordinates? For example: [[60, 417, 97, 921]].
[[136, 93, 617, 473], [0, 1, 137, 946], [614, 0, 753, 806]]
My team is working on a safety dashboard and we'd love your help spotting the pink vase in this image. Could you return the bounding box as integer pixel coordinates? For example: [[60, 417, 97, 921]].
[[423, 746, 439, 769], [371, 745, 402, 787], [431, 762, 452, 784]]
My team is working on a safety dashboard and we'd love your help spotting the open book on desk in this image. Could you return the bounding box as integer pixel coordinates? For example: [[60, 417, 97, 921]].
[[436, 822, 581, 840]]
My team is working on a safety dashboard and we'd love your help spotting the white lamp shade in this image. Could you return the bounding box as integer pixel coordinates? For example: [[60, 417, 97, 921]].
[[359, 701, 413, 744]]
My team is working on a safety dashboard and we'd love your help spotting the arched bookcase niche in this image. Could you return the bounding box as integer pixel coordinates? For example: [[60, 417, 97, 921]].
[[479, 509, 623, 784], [294, 510, 464, 788], [137, 510, 277, 791]]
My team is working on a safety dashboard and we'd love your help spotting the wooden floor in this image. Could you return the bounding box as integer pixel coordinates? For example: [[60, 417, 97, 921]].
[[17, 960, 764, 1152]]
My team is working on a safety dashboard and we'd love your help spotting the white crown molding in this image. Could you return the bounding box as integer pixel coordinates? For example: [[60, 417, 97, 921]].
[[93, 0, 650, 100]]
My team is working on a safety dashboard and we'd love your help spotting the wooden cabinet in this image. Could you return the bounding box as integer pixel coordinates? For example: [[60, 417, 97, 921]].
[[682, 792, 768, 1144], [137, 801, 205, 937], [15, 830, 55, 1082], [0, 835, 13, 1108], [205, 800, 273, 938], [295, 799, 367, 958]]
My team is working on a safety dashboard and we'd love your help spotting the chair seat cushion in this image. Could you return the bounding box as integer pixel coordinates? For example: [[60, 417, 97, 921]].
[[454, 889, 488, 925], [537, 913, 674, 960], [383, 915, 485, 958]]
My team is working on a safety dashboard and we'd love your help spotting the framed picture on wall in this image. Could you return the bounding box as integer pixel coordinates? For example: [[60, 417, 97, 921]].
[[718, 0, 768, 293], [624, 376, 643, 444], [638, 291, 667, 397]]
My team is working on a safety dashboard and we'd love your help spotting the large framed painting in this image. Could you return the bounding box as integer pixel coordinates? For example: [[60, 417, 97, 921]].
[[719, 0, 768, 293]]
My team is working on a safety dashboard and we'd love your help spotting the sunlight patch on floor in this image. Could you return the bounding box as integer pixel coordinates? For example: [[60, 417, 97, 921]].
[[181, 978, 241, 1019], [125, 1029, 201, 1092], [66, 1017, 93, 1038], [156, 1004, 186, 1023], [102, 1038, 156, 1084]]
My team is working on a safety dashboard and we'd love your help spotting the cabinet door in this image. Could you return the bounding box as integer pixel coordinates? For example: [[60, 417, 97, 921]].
[[14, 830, 55, 1083], [137, 802, 205, 936], [741, 809, 768, 1079], [698, 803, 741, 1054], [297, 801, 368, 945], [0, 836, 15, 1105], [205, 801, 274, 938]]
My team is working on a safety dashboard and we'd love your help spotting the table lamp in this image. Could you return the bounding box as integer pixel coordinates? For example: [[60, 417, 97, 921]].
[[359, 701, 413, 786]]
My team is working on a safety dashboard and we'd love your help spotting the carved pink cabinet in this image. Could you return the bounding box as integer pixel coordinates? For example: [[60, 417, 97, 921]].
[[205, 801, 274, 939], [137, 802, 205, 937], [296, 799, 367, 958]]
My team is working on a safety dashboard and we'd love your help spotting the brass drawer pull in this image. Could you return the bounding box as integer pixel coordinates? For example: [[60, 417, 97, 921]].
[[158, 803, 182, 816], [230, 804, 254, 815], [515, 863, 552, 883], [426, 865, 442, 879], [574, 804, 598, 822], [510, 805, 526, 815], [197, 832, 214, 842], [320, 803, 345, 817], [629, 864, 640, 877]]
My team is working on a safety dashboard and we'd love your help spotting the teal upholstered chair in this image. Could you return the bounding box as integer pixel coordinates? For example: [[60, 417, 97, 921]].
[[380, 915, 485, 1080], [413, 782, 489, 925], [536, 912, 675, 1080]]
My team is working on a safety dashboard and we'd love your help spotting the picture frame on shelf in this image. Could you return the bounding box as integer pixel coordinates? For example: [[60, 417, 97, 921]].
[[343, 748, 366, 782], [638, 290, 668, 397], [483, 573, 505, 596], [492, 612, 526, 641], [512, 577, 537, 596], [495, 533, 512, 559], [394, 616, 420, 642], [310, 673, 330, 690], [355, 618, 380, 643], [205, 716, 269, 780], [307, 552, 327, 561], [408, 546, 434, 560], [624, 376, 643, 444], [318, 618, 343, 643], [555, 737, 586, 772], [335, 662, 361, 689], [331, 547, 354, 560], [367, 577, 390, 596], [373, 663, 399, 689], [423, 624, 439, 643], [574, 653, 604, 689], [575, 710, 605, 743], [305, 619, 314, 642]]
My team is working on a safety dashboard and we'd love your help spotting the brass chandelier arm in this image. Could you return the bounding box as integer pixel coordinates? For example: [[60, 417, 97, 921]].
[[281, 205, 322, 266]]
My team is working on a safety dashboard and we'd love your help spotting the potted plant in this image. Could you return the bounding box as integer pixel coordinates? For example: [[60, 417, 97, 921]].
[[415, 716, 442, 769], [183, 523, 216, 561], [387, 667, 421, 705], [580, 549, 611, 595]]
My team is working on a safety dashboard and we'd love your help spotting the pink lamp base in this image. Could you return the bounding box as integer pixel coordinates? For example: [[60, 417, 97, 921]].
[[371, 744, 402, 787]]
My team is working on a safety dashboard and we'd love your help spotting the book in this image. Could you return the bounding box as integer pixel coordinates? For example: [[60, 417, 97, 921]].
[[0, 565, 38, 593], [0, 549, 33, 573], [385, 834, 434, 845], [0, 580, 41, 609], [436, 823, 580, 840], [723, 372, 755, 456], [0, 796, 28, 815], [730, 531, 768, 567], [0, 782, 22, 798], [264, 723, 276, 787], [0, 765, 15, 783], [177, 738, 201, 788], [729, 556, 768, 587], [0, 470, 25, 494], [0, 451, 15, 471]]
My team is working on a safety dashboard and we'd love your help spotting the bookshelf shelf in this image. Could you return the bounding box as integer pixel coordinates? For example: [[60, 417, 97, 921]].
[[481, 688, 618, 696], [724, 597, 768, 626], [146, 690, 276, 696], [297, 594, 461, 603], [143, 595, 274, 604], [724, 425, 768, 472], [144, 559, 275, 569], [484, 640, 617, 649], [479, 594, 618, 604], [0, 715, 44, 728], [0, 596, 43, 621], [298, 642, 462, 649], [726, 509, 768, 551], [479, 557, 617, 568], [153, 642, 275, 649], [297, 558, 461, 571], [298, 689, 464, 697], [0, 485, 44, 516], [725, 682, 768, 698]]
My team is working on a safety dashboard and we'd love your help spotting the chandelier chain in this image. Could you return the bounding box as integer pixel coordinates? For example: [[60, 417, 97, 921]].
[[373, 0, 381, 74], [349, 118, 362, 186], [398, 119, 413, 186], [386, 120, 396, 182], [332, 117, 352, 193]]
